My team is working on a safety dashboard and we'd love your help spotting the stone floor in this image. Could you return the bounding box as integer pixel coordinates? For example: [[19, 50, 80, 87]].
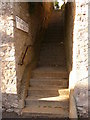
[[2, 112, 69, 120], [2, 111, 90, 119]]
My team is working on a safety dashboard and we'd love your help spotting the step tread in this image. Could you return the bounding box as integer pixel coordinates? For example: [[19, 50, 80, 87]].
[[26, 94, 69, 102], [29, 85, 68, 90], [32, 67, 68, 79], [28, 85, 69, 93], [22, 106, 69, 117], [32, 67, 67, 73], [30, 79, 68, 87], [30, 77, 67, 81]]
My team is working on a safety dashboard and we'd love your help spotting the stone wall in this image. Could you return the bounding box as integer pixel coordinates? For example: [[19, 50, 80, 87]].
[[1, 2, 53, 114], [73, 2, 88, 118], [0, 2, 18, 113], [65, 1, 88, 118], [88, 2, 90, 117]]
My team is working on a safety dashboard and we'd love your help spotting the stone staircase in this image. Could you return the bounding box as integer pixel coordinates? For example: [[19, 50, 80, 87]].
[[22, 10, 69, 118]]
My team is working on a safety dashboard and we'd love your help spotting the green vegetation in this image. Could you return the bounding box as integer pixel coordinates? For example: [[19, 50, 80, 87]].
[[54, 0, 59, 9]]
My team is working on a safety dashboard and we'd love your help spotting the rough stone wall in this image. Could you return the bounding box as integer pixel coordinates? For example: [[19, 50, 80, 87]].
[[73, 2, 88, 118], [0, 2, 18, 113], [1, 2, 53, 114], [88, 2, 90, 117], [65, 1, 88, 118]]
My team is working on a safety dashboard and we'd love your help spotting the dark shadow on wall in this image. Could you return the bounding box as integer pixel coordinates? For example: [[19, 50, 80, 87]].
[[1, 2, 53, 115], [64, 2, 76, 73]]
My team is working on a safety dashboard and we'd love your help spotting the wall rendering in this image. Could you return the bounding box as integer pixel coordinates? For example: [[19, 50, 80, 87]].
[[0, 2, 53, 113]]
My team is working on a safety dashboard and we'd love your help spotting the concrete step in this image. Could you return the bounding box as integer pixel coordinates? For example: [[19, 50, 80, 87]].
[[30, 78, 68, 87], [32, 67, 68, 79], [22, 106, 69, 118]]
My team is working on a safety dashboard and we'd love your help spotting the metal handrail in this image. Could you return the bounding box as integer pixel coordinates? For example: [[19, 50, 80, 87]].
[[18, 18, 45, 66], [18, 45, 33, 65]]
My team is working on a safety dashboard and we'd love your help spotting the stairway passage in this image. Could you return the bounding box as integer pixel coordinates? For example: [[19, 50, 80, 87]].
[[22, 10, 69, 118]]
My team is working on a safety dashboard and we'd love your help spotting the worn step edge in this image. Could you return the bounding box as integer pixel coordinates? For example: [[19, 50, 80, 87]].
[[30, 79, 68, 86], [28, 87, 69, 91], [22, 106, 69, 118], [32, 73, 68, 79], [25, 99, 69, 109], [29, 85, 68, 90]]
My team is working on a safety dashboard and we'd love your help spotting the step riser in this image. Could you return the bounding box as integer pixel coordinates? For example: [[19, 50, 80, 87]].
[[38, 63, 66, 66], [39, 56, 65, 58], [39, 53, 65, 55], [30, 80, 68, 87], [32, 73, 68, 79], [39, 61, 65, 63], [28, 89, 68, 96], [25, 100, 69, 109], [22, 113, 68, 118]]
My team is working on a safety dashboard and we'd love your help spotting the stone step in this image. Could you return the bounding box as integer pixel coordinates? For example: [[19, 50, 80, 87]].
[[41, 42, 64, 45], [39, 57, 65, 61], [40, 52, 65, 54], [32, 67, 68, 79], [40, 45, 64, 49], [38, 65, 66, 68], [25, 94, 69, 108], [39, 51, 65, 55], [39, 56, 65, 59], [40, 46, 65, 50], [39, 59, 65, 62], [42, 40, 64, 43], [45, 33, 64, 36], [41, 44, 64, 48], [28, 87, 69, 96], [39, 58, 65, 62], [38, 63, 66, 68], [30, 78, 68, 87], [45, 35, 64, 38], [22, 106, 69, 118]]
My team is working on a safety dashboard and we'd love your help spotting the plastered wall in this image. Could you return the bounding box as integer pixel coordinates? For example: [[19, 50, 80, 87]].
[[0, 2, 53, 113]]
